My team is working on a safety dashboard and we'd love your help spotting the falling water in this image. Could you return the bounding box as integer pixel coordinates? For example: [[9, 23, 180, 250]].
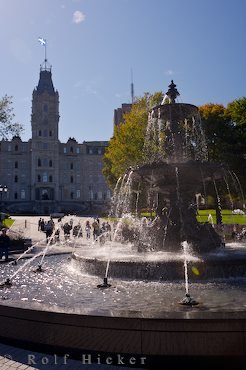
[[231, 171, 245, 209], [182, 241, 190, 295], [208, 214, 214, 226]]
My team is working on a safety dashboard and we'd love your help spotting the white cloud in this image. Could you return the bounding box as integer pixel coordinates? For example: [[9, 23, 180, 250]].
[[165, 69, 175, 76], [72, 10, 86, 24]]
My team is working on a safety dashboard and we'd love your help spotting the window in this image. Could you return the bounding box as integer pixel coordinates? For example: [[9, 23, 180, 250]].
[[70, 146, 74, 153], [15, 144, 18, 151], [98, 148, 102, 155], [98, 191, 102, 200], [70, 191, 74, 199], [7, 144, 11, 152], [70, 163, 73, 170], [76, 147, 80, 154], [15, 161, 18, 169], [39, 130, 42, 136], [70, 176, 73, 183], [14, 175, 18, 183], [43, 173, 48, 183], [49, 175, 53, 182], [64, 147, 67, 154], [38, 158, 41, 167], [38, 175, 41, 182], [21, 190, 25, 200], [14, 192, 18, 199], [49, 160, 52, 167], [49, 130, 52, 137], [76, 190, 80, 199]]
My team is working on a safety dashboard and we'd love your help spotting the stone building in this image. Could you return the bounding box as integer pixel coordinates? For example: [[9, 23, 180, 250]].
[[0, 59, 110, 215], [113, 103, 132, 127]]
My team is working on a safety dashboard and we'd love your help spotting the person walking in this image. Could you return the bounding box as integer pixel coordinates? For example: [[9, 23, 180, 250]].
[[85, 220, 91, 239], [0, 228, 10, 261], [92, 219, 99, 240]]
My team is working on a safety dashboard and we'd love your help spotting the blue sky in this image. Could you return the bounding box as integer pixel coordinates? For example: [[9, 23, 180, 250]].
[[0, 0, 245, 143]]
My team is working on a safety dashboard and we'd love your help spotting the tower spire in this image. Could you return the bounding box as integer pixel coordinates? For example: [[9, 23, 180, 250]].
[[130, 68, 134, 104]]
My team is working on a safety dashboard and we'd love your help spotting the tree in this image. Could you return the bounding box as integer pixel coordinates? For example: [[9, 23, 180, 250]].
[[0, 95, 23, 139], [199, 100, 246, 198], [103, 92, 162, 188], [199, 103, 232, 162], [226, 97, 246, 126]]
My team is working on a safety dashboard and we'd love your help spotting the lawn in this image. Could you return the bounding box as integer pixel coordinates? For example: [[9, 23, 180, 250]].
[[106, 209, 246, 225], [197, 209, 246, 225]]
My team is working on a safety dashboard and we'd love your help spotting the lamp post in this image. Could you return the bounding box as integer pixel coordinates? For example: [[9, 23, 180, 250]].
[[0, 185, 8, 212]]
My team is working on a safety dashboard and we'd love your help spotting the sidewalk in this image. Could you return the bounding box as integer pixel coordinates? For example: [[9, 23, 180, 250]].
[[0, 342, 145, 370]]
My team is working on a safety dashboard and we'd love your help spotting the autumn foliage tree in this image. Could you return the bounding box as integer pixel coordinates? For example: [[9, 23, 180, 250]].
[[103, 92, 162, 188]]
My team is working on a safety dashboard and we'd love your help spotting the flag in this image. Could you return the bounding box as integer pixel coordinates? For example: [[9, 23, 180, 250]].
[[38, 37, 46, 46]]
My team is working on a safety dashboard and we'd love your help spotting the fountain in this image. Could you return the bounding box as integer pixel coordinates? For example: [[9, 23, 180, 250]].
[[0, 82, 245, 368]]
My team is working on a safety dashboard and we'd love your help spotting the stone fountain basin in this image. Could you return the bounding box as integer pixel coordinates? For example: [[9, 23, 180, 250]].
[[132, 161, 225, 192], [73, 242, 246, 281], [0, 252, 245, 360]]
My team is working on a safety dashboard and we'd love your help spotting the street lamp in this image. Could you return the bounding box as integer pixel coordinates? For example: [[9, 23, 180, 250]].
[[0, 185, 8, 211]]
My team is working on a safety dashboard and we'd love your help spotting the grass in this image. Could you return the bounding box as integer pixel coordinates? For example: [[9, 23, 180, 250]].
[[197, 209, 246, 225], [105, 210, 246, 225]]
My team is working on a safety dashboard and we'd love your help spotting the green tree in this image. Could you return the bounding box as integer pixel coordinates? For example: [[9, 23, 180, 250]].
[[199, 103, 233, 162], [199, 100, 246, 195], [103, 92, 162, 188], [226, 97, 246, 126], [0, 95, 23, 139]]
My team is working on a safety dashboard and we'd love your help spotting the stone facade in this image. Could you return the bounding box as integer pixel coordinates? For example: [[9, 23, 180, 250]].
[[113, 103, 132, 127], [0, 63, 110, 215]]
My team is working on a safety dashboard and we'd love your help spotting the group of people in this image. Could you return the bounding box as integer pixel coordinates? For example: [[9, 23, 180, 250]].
[[91, 219, 112, 243], [38, 216, 112, 244]]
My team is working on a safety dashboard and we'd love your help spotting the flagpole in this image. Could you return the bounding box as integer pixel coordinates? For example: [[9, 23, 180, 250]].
[[44, 39, 47, 69]]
